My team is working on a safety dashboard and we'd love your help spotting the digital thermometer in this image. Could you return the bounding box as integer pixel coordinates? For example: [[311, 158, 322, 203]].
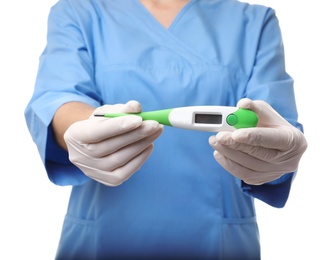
[[94, 106, 258, 132]]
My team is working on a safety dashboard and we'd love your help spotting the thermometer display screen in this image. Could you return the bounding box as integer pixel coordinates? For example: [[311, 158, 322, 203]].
[[194, 114, 222, 124]]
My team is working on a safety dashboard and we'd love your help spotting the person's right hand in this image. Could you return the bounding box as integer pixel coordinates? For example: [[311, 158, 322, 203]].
[[64, 100, 164, 186]]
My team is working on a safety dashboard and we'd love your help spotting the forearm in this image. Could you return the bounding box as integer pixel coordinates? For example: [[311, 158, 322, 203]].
[[52, 102, 95, 150]]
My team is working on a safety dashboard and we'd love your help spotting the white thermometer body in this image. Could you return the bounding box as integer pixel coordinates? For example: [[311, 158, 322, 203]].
[[95, 106, 258, 132]]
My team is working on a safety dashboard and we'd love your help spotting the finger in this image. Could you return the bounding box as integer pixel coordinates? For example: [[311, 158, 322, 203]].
[[93, 100, 142, 114], [231, 127, 296, 150], [237, 98, 290, 128], [65, 115, 143, 144], [76, 121, 162, 157], [79, 125, 163, 171], [125, 100, 142, 113], [213, 151, 284, 185], [213, 144, 293, 173], [210, 134, 268, 168], [237, 98, 275, 119], [89, 145, 155, 186], [212, 130, 294, 163], [213, 150, 265, 184], [211, 130, 301, 173]]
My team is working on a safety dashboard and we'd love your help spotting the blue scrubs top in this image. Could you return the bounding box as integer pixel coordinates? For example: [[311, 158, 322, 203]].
[[25, 0, 303, 259]]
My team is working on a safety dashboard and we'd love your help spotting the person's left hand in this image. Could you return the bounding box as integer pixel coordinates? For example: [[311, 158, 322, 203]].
[[209, 98, 308, 185]]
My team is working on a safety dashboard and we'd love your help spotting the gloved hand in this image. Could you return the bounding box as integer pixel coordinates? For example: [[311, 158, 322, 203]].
[[209, 98, 308, 185], [64, 100, 164, 186]]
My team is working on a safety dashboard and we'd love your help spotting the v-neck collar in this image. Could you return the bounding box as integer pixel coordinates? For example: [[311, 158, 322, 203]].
[[135, 0, 198, 31], [129, 0, 211, 65]]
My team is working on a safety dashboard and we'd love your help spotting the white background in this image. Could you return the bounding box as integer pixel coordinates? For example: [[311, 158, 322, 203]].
[[0, 0, 333, 259]]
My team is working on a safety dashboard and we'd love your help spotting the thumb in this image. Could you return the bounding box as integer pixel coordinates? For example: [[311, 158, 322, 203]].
[[237, 98, 290, 128], [91, 100, 142, 118]]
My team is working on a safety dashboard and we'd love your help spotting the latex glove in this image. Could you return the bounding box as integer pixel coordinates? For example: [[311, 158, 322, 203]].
[[209, 98, 307, 185], [64, 100, 164, 186]]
